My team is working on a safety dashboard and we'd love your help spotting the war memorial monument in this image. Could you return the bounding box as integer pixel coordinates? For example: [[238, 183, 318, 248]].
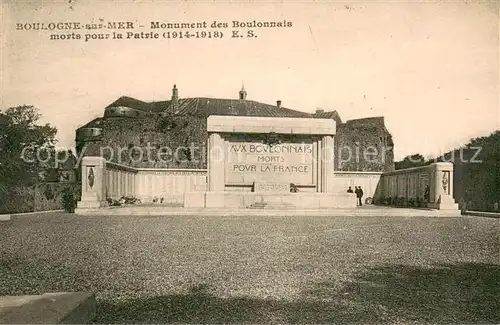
[[75, 85, 459, 212]]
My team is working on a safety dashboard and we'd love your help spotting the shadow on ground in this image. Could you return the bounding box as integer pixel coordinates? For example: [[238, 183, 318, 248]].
[[94, 262, 500, 324]]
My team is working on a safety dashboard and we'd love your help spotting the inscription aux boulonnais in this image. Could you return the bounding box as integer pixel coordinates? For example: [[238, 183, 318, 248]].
[[229, 143, 313, 154]]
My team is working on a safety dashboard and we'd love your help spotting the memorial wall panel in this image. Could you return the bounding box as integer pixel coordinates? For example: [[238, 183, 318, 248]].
[[225, 141, 315, 185]]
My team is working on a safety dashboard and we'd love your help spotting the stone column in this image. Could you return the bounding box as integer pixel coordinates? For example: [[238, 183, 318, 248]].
[[321, 135, 335, 193], [311, 138, 318, 192], [432, 167, 440, 203], [315, 138, 322, 192], [204, 132, 225, 207], [395, 175, 399, 197], [428, 162, 458, 210], [207, 132, 225, 192], [77, 156, 107, 209]]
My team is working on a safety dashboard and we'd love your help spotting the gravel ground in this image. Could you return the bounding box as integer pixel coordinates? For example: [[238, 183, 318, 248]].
[[1, 213, 499, 324]]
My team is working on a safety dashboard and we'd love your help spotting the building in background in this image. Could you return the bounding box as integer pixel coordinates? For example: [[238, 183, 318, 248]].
[[76, 85, 394, 173]]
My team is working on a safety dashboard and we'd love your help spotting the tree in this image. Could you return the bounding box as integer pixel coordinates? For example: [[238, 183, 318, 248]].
[[0, 105, 57, 187], [464, 131, 500, 209], [395, 153, 429, 170]]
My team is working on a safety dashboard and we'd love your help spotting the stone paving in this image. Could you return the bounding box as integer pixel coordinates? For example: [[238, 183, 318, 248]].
[[2, 211, 497, 323]]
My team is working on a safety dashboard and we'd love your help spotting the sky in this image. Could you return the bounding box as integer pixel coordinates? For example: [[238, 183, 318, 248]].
[[1, 0, 499, 160]]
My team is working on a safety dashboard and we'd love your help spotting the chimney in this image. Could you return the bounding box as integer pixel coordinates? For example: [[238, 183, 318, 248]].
[[276, 100, 282, 108], [315, 108, 324, 114], [171, 84, 179, 102]]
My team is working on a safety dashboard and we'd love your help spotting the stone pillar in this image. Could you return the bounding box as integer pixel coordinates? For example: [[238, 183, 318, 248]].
[[108, 170, 113, 197], [312, 139, 318, 192], [204, 132, 225, 207], [428, 162, 458, 210], [77, 157, 107, 209], [315, 138, 322, 192], [321, 135, 335, 193], [207, 132, 225, 192], [431, 167, 439, 203], [132, 173, 136, 197], [395, 175, 399, 197]]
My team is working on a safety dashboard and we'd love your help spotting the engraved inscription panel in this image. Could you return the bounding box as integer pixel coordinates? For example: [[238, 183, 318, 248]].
[[254, 182, 290, 193], [225, 141, 314, 185]]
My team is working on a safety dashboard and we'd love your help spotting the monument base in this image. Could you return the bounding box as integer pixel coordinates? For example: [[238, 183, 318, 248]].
[[427, 195, 460, 211], [184, 192, 357, 209], [77, 200, 108, 209], [205, 192, 226, 208], [76, 191, 108, 211], [248, 201, 296, 209], [183, 192, 205, 208]]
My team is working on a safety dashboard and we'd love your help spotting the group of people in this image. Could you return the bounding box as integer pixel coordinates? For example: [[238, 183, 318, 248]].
[[347, 186, 364, 206]]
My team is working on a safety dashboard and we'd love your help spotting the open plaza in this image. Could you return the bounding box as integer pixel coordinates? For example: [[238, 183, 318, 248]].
[[1, 211, 499, 323]]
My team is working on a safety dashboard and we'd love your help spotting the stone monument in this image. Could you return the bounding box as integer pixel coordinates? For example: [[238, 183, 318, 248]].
[[184, 115, 356, 208], [76, 156, 107, 209]]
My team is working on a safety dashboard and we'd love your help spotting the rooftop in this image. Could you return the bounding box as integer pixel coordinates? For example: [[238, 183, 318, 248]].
[[83, 85, 386, 130], [106, 96, 314, 118]]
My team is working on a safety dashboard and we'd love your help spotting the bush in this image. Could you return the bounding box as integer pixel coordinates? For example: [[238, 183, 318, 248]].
[[61, 186, 76, 213], [106, 195, 141, 206], [0, 185, 34, 214], [376, 197, 389, 206], [122, 196, 141, 204], [107, 197, 121, 206]]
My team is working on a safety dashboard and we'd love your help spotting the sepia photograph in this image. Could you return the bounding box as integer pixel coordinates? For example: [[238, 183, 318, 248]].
[[1, 0, 499, 323]]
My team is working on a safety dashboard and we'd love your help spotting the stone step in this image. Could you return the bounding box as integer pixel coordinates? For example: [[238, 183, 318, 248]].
[[74, 206, 461, 217], [248, 202, 296, 210]]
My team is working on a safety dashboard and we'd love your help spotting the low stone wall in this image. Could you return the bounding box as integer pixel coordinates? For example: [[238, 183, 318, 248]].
[[374, 162, 458, 210], [104, 161, 207, 204], [135, 168, 207, 203], [105, 162, 138, 199], [333, 171, 382, 200]]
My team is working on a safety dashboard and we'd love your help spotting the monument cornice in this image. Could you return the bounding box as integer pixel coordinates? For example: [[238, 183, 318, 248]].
[[207, 115, 336, 135]]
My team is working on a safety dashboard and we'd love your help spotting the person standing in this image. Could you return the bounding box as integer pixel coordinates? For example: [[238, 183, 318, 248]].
[[357, 186, 364, 206], [347, 186, 354, 193]]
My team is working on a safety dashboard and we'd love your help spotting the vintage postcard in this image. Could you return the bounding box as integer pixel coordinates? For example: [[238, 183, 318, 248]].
[[1, 1, 499, 323]]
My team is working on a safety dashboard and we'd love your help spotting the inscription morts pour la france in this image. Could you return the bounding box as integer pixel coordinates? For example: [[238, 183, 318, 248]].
[[227, 142, 314, 184]]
